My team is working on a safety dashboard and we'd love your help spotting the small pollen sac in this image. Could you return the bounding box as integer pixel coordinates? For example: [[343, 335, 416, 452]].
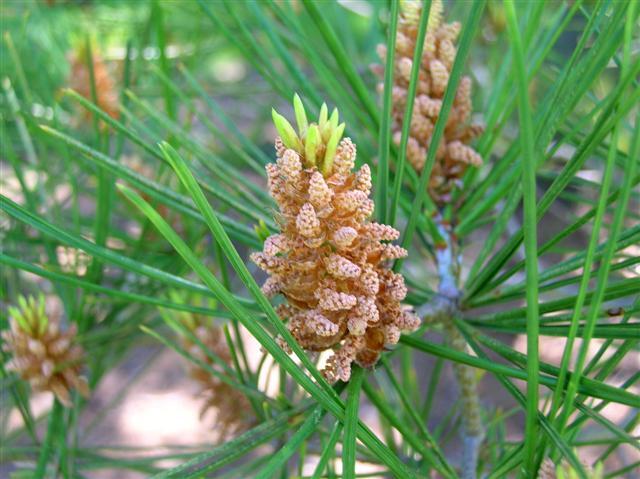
[[261, 277, 282, 298], [332, 227, 358, 249], [438, 38, 456, 69], [441, 21, 461, 42], [418, 95, 442, 118], [263, 234, 289, 257], [274, 137, 287, 157], [355, 164, 372, 195], [307, 312, 339, 337], [384, 271, 409, 301], [335, 190, 367, 213], [355, 296, 379, 324], [308, 171, 334, 207], [276, 335, 293, 354], [324, 337, 362, 382], [41, 359, 55, 378], [357, 199, 375, 219], [326, 254, 361, 279], [333, 138, 356, 176], [336, 364, 351, 382], [398, 57, 413, 82], [360, 268, 380, 295], [251, 252, 284, 273], [296, 203, 321, 237], [265, 162, 280, 185], [49, 337, 71, 356], [448, 141, 482, 166], [266, 163, 285, 203], [347, 315, 368, 336], [365, 223, 401, 241], [278, 149, 303, 181], [395, 32, 412, 55], [250, 252, 266, 269], [317, 289, 357, 311], [429, 59, 449, 96], [381, 244, 409, 261], [398, 311, 421, 331], [27, 339, 46, 357], [50, 379, 72, 407], [385, 325, 401, 345]]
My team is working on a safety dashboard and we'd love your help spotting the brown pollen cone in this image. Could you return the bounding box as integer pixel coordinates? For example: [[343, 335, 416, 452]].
[[2, 295, 89, 407], [69, 47, 119, 121], [252, 96, 420, 383], [373, 0, 484, 206], [180, 318, 252, 439]]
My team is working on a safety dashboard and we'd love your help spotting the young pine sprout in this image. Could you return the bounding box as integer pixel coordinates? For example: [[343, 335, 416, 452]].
[[252, 95, 420, 383], [374, 0, 484, 205], [2, 295, 89, 407]]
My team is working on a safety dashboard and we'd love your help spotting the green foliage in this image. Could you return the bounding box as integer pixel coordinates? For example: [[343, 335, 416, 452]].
[[1, 1, 638, 478]]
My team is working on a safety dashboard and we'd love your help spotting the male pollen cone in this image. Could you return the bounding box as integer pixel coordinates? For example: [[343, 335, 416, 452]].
[[2, 295, 89, 407], [373, 0, 484, 206], [252, 95, 420, 383]]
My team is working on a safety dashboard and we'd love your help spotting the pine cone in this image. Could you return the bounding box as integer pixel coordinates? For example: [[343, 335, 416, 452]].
[[2, 295, 89, 407], [252, 95, 420, 383], [374, 0, 483, 205]]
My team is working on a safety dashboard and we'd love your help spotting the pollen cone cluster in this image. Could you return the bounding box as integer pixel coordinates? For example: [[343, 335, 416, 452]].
[[373, 0, 483, 205], [69, 46, 119, 120], [252, 95, 420, 383], [2, 295, 89, 407], [179, 316, 251, 438]]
